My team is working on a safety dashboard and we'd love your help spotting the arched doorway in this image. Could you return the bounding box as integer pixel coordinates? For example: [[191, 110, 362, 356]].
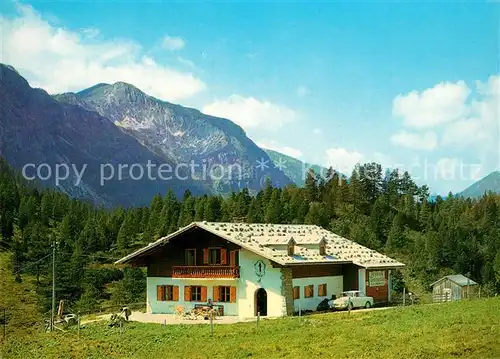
[[255, 288, 267, 316]]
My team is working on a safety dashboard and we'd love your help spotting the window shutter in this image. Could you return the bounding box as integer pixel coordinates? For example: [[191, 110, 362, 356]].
[[220, 248, 227, 265], [230, 286, 237, 303], [230, 250, 237, 266], [184, 286, 191, 301], [172, 286, 179, 301], [203, 248, 209, 264], [304, 285, 313, 298], [213, 286, 220, 302], [201, 286, 208, 302], [157, 285, 164, 301], [293, 286, 300, 300]]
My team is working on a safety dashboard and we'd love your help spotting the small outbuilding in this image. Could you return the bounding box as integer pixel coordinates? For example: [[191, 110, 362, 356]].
[[430, 274, 478, 302]]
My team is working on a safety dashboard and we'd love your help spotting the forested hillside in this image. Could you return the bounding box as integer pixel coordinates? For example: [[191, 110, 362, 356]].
[[1, 157, 499, 314]]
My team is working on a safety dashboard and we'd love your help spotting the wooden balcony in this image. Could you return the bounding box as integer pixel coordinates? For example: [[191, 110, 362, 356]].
[[172, 266, 240, 279]]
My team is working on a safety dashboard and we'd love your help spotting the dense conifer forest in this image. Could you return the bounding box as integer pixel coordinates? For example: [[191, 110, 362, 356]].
[[1, 157, 499, 314]]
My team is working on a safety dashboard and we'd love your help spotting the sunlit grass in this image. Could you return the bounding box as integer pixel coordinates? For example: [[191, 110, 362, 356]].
[[3, 298, 499, 359]]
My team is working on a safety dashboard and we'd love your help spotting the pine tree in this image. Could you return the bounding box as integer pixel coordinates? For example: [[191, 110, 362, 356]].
[[386, 213, 405, 250], [419, 199, 432, 230], [264, 189, 281, 223], [304, 169, 318, 203], [204, 196, 221, 221], [370, 196, 390, 247], [116, 213, 136, 250], [177, 196, 195, 227], [143, 194, 163, 242], [305, 202, 328, 227], [194, 196, 207, 221], [246, 197, 262, 223]]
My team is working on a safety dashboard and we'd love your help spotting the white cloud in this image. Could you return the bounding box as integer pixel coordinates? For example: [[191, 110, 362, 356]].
[[390, 130, 438, 151], [393, 81, 470, 129], [296, 86, 311, 97], [441, 75, 499, 153], [325, 148, 364, 174], [1, 4, 205, 102], [202, 95, 296, 131], [177, 57, 195, 69], [372, 152, 394, 168], [162, 35, 185, 51], [258, 141, 303, 158], [82, 27, 99, 39], [435, 157, 461, 181]]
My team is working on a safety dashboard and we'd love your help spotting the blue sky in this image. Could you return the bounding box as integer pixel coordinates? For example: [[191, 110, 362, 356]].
[[1, 1, 499, 194]]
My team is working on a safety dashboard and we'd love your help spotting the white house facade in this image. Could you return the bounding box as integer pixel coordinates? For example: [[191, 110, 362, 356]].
[[116, 222, 404, 318]]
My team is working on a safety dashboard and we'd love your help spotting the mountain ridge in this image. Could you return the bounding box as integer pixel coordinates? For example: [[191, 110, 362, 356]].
[[264, 149, 330, 186], [55, 81, 292, 193], [0, 63, 204, 207], [458, 171, 500, 198]]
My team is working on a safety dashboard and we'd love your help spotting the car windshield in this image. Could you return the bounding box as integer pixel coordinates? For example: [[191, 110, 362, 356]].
[[340, 291, 360, 297]]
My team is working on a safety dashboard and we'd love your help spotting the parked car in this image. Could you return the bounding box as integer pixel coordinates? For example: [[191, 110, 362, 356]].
[[330, 291, 374, 310]]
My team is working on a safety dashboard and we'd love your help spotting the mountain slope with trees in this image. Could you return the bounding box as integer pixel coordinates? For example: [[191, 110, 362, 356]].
[[264, 149, 329, 186], [459, 171, 500, 198]]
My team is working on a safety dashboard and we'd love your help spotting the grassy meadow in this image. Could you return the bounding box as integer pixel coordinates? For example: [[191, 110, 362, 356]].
[[2, 298, 499, 359]]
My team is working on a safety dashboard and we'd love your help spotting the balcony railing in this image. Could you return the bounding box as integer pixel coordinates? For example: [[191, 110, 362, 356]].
[[172, 266, 240, 279]]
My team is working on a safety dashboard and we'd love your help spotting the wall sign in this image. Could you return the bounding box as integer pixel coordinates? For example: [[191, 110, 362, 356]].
[[254, 260, 266, 283], [368, 271, 385, 287]]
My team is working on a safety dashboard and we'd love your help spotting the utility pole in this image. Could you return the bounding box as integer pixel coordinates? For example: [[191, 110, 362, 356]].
[[50, 242, 56, 332]]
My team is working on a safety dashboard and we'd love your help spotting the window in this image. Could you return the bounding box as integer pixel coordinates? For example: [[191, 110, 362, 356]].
[[214, 286, 237, 303], [165, 285, 174, 300], [319, 243, 326, 256], [293, 286, 300, 300], [185, 249, 196, 266], [318, 284, 327, 297], [156, 285, 178, 301], [210, 248, 220, 264], [219, 286, 231, 302], [304, 285, 314, 298], [191, 286, 202, 301], [288, 243, 294, 256], [203, 248, 228, 265], [184, 286, 207, 302], [203, 248, 219, 264]]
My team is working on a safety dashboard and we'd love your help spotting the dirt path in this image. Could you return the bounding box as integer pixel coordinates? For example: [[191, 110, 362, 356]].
[[81, 306, 396, 325]]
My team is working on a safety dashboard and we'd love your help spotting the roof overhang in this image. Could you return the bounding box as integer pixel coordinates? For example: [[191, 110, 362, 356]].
[[114, 222, 198, 265], [358, 263, 406, 269], [283, 260, 352, 266], [429, 276, 477, 288], [115, 222, 288, 266]]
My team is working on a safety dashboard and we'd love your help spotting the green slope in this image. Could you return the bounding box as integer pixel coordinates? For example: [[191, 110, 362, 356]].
[[4, 298, 499, 359], [264, 149, 328, 186], [459, 171, 500, 198]]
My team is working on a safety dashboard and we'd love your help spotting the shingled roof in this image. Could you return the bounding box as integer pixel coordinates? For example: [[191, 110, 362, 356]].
[[115, 222, 405, 268]]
